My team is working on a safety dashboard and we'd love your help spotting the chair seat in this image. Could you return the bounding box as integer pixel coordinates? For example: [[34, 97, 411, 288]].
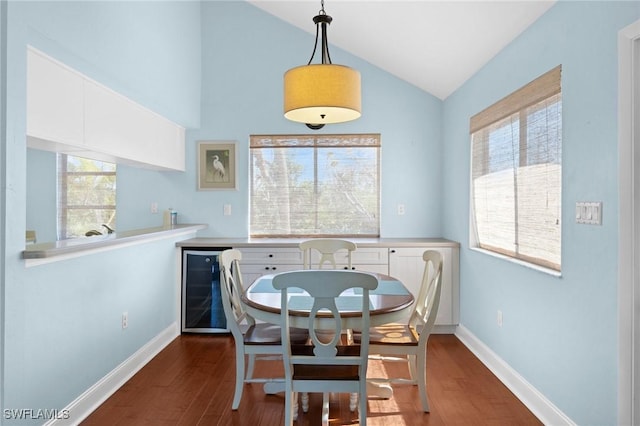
[[291, 343, 362, 380], [354, 323, 419, 346], [293, 364, 360, 381], [245, 323, 308, 345]]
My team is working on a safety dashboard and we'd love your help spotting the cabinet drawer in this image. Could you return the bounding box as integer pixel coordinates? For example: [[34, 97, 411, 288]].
[[238, 247, 304, 265], [310, 247, 388, 266]]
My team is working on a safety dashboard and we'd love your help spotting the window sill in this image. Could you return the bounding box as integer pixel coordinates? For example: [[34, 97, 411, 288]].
[[469, 246, 562, 278]]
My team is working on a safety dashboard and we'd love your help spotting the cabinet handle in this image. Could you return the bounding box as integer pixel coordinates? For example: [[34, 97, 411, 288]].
[[264, 266, 270, 270], [272, 267, 277, 270], [268, 254, 274, 258], [390, 249, 396, 253]]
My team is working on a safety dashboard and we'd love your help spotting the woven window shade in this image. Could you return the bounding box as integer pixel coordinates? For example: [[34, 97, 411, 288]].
[[470, 65, 561, 134], [470, 66, 562, 271]]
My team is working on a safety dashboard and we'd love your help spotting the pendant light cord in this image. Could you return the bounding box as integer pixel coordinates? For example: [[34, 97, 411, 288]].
[[307, 0, 333, 65]]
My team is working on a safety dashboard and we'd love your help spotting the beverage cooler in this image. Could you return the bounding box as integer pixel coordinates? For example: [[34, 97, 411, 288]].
[[181, 248, 231, 333]]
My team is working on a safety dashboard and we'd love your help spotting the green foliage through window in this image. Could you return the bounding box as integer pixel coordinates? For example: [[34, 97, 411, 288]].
[[250, 134, 380, 237], [57, 154, 116, 239]]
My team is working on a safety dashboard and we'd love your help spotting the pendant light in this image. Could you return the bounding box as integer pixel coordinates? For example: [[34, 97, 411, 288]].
[[283, 0, 361, 130]]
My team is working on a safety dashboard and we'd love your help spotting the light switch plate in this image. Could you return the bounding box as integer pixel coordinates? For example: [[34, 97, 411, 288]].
[[576, 201, 602, 225]]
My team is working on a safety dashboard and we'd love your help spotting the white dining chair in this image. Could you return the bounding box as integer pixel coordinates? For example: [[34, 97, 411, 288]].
[[356, 250, 443, 412], [298, 238, 359, 412], [219, 249, 309, 410], [299, 238, 357, 270], [272, 269, 378, 426]]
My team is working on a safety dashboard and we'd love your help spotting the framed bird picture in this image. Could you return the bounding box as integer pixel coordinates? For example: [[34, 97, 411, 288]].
[[197, 141, 237, 190]]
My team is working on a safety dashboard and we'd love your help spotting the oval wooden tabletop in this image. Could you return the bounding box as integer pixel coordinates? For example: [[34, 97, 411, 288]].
[[242, 271, 415, 326]]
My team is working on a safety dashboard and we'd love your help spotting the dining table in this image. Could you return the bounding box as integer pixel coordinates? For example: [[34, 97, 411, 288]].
[[240, 270, 415, 400]]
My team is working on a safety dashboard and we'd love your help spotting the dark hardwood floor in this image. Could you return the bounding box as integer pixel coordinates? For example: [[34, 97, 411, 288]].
[[82, 334, 541, 426]]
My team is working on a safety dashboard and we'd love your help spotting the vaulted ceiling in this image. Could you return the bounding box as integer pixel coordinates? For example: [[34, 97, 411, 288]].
[[248, 0, 556, 99]]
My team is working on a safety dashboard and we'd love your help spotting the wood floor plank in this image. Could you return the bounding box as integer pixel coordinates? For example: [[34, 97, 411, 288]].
[[82, 334, 541, 426]]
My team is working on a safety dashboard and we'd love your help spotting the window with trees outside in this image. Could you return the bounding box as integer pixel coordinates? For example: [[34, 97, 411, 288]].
[[250, 134, 380, 237], [470, 66, 562, 271], [57, 154, 116, 239]]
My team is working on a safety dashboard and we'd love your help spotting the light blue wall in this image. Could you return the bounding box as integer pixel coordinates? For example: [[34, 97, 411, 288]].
[[442, 1, 640, 424], [117, 1, 443, 238], [26, 149, 56, 243], [2, 1, 201, 424]]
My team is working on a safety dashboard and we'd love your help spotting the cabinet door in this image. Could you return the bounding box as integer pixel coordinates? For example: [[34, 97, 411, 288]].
[[239, 263, 302, 290], [84, 72, 186, 171], [84, 80, 150, 162], [389, 247, 459, 326], [27, 48, 84, 147], [352, 247, 389, 274]]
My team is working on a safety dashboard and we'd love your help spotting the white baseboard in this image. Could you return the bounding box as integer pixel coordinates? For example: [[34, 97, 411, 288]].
[[433, 324, 457, 334], [45, 322, 180, 426], [455, 324, 575, 426]]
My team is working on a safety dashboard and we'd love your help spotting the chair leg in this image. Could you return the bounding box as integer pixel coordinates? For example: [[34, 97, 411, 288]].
[[349, 392, 357, 411], [407, 353, 418, 383], [231, 348, 246, 410], [416, 349, 430, 412], [284, 390, 295, 426], [322, 393, 330, 426], [359, 384, 367, 426], [301, 392, 309, 412], [246, 353, 256, 380]]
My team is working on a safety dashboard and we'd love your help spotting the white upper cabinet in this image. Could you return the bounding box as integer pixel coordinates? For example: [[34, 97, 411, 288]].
[[26, 47, 185, 171], [27, 49, 84, 147]]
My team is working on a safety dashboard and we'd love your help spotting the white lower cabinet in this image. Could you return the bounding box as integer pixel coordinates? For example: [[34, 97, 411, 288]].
[[237, 246, 391, 288], [389, 247, 459, 332], [234, 243, 459, 331]]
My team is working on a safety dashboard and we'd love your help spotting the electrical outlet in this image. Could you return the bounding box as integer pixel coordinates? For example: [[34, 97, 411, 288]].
[[223, 204, 232, 216], [397, 204, 405, 215], [497, 310, 503, 328], [122, 312, 128, 329], [150, 202, 158, 214]]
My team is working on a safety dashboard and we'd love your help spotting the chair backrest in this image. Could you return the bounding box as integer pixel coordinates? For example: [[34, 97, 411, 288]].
[[219, 249, 254, 339], [299, 238, 357, 270], [272, 270, 378, 371], [409, 250, 443, 342]]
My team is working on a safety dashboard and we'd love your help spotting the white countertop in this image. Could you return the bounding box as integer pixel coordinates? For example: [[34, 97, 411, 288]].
[[176, 237, 460, 248], [23, 224, 207, 259]]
